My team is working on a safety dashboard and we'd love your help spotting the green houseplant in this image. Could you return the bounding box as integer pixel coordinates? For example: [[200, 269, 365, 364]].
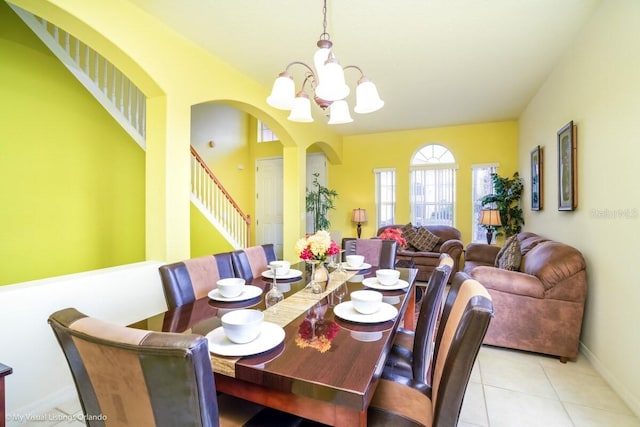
[[306, 173, 338, 232], [481, 172, 524, 238]]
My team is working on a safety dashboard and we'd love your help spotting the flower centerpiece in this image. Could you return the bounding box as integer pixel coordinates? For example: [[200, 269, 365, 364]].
[[377, 227, 407, 247], [295, 230, 340, 292], [294, 230, 340, 262]]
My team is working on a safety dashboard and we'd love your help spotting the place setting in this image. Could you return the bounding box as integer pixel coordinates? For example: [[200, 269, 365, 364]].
[[206, 309, 286, 357], [208, 277, 263, 302], [340, 255, 372, 271], [361, 268, 410, 291], [333, 290, 398, 324], [261, 260, 303, 280]]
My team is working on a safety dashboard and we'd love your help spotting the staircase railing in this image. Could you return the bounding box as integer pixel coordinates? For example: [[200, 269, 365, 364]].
[[9, 4, 146, 149], [11, 4, 251, 249], [191, 147, 251, 248]]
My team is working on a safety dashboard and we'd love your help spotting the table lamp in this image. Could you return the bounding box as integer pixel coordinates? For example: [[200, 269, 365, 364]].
[[479, 209, 502, 244], [352, 208, 367, 238]]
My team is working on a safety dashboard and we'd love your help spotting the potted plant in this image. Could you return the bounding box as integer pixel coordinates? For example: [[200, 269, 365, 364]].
[[481, 172, 524, 238], [306, 173, 338, 232]]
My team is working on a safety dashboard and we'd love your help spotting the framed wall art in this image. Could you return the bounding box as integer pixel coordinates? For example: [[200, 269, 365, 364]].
[[557, 121, 577, 211], [530, 145, 543, 210]]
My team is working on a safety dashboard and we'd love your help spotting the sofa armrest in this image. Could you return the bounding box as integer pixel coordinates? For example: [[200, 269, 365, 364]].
[[470, 266, 545, 298], [465, 243, 500, 265], [439, 239, 463, 255]]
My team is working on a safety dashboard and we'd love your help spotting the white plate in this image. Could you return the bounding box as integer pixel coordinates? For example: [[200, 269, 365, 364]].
[[341, 262, 372, 271], [333, 301, 398, 324], [208, 285, 263, 302], [206, 322, 285, 357], [261, 268, 303, 280], [362, 277, 410, 291]]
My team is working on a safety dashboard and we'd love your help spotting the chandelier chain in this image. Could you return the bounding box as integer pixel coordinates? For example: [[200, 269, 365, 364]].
[[319, 0, 330, 41]]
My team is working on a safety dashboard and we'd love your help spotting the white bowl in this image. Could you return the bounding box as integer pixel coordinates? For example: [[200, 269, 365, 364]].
[[350, 290, 383, 315], [269, 260, 290, 276], [221, 309, 264, 344], [346, 255, 365, 268], [376, 269, 400, 286], [216, 277, 245, 298]]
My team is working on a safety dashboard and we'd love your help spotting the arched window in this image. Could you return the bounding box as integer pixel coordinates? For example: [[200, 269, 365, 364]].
[[410, 144, 457, 226]]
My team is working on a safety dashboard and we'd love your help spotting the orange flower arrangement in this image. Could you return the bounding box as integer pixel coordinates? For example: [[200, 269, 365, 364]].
[[378, 227, 407, 247]]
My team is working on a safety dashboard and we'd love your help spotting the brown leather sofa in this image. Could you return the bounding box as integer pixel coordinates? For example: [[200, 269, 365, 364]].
[[377, 224, 463, 282], [463, 232, 587, 361]]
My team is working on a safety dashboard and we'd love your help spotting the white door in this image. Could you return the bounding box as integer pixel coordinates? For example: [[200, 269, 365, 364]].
[[306, 153, 327, 234], [255, 158, 284, 257]]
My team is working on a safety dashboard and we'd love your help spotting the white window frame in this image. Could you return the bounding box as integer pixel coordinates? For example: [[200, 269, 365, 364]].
[[257, 120, 278, 142], [409, 145, 457, 227], [471, 163, 498, 242], [374, 168, 396, 230]]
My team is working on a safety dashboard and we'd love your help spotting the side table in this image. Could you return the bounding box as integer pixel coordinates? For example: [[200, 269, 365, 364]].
[[0, 363, 12, 427]]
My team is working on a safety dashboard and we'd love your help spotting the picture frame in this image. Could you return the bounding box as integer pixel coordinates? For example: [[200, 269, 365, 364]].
[[530, 145, 543, 210], [557, 121, 577, 211]]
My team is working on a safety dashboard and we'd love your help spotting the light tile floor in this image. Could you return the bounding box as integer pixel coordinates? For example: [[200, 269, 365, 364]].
[[16, 347, 640, 427], [459, 346, 640, 427]]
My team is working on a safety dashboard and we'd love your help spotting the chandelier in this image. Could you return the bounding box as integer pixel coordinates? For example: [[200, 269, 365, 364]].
[[266, 0, 384, 124]]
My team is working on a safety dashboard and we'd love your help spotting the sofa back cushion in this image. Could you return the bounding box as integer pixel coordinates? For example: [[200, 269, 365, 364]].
[[518, 232, 551, 256], [521, 241, 586, 290]]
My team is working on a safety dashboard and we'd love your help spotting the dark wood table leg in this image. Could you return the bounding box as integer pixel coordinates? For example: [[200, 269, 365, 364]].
[[0, 363, 13, 427]]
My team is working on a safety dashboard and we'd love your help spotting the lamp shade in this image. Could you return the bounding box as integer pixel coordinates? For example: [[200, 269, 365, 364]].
[[288, 92, 314, 122], [315, 56, 350, 102], [352, 208, 368, 223], [354, 78, 384, 114], [266, 72, 295, 110], [328, 100, 353, 124], [479, 209, 502, 226]]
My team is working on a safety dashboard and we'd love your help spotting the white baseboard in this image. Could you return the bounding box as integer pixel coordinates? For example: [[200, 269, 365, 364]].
[[580, 341, 640, 418]]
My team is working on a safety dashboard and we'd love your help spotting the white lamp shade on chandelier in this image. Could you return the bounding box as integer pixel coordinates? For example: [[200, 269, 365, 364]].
[[288, 91, 314, 122], [266, 0, 383, 124], [328, 100, 353, 124]]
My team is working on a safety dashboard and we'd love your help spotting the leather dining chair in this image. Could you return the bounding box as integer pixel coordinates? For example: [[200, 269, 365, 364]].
[[159, 252, 236, 309], [49, 308, 303, 427], [341, 238, 397, 268], [48, 308, 256, 426], [382, 258, 453, 392], [231, 244, 277, 282], [367, 276, 494, 427]]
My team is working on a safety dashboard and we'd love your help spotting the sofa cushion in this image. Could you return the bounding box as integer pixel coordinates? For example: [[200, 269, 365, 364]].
[[402, 223, 439, 252], [494, 235, 522, 271]]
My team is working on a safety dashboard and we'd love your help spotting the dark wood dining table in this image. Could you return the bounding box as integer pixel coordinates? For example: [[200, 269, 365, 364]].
[[137, 262, 417, 426]]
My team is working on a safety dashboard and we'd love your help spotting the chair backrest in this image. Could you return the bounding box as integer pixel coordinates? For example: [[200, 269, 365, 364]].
[[341, 238, 397, 268], [159, 252, 235, 309], [231, 244, 277, 281], [430, 273, 493, 426], [48, 308, 220, 427], [411, 259, 453, 383]]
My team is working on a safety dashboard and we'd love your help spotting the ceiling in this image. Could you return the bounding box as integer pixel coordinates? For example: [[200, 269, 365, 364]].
[[127, 0, 600, 136]]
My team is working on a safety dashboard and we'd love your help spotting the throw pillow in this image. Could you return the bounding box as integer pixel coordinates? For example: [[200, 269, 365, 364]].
[[401, 223, 417, 250], [494, 235, 522, 271], [405, 225, 440, 252]]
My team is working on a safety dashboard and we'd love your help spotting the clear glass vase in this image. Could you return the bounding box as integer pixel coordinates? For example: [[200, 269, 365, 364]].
[[306, 260, 324, 294]]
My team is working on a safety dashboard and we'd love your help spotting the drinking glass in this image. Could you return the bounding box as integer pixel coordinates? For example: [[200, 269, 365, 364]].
[[265, 266, 284, 308], [333, 281, 348, 305]]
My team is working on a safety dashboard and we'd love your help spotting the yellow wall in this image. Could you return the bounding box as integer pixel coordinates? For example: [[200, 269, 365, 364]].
[[331, 121, 519, 243], [519, 0, 640, 413], [190, 205, 234, 257], [0, 2, 145, 285]]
